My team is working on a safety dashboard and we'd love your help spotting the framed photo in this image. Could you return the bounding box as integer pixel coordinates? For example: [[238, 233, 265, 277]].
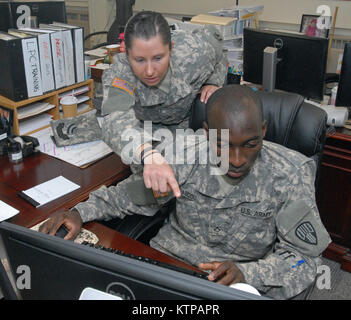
[[300, 14, 331, 38]]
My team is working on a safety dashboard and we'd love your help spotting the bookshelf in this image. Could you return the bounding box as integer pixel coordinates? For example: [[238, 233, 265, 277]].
[[0, 79, 94, 136]]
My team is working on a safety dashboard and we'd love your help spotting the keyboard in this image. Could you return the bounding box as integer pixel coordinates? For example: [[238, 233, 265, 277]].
[[82, 241, 209, 280]]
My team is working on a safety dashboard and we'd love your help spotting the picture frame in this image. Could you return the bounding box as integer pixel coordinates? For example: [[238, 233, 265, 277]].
[[300, 14, 331, 38]]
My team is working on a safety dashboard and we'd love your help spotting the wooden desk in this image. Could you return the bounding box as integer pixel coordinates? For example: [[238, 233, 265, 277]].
[[316, 127, 351, 272], [1, 151, 130, 228], [0, 151, 202, 273]]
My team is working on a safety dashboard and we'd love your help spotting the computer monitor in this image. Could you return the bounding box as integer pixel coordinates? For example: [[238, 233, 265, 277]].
[[0, 1, 66, 31], [0, 222, 267, 300], [0, 3, 12, 32], [335, 42, 351, 107], [243, 28, 329, 101]]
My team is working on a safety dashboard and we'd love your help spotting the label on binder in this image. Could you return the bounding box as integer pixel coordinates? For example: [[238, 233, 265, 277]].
[[21, 37, 43, 97]]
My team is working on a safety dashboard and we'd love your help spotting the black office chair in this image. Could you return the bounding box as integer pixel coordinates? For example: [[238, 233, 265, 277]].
[[84, 0, 134, 50]]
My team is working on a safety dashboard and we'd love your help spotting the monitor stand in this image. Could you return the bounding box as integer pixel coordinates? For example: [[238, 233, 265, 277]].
[[262, 46, 278, 93]]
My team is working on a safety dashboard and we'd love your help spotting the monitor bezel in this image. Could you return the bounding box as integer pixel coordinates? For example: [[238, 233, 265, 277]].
[[0, 221, 267, 300]]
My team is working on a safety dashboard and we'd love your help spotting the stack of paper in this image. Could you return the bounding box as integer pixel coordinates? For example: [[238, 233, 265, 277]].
[[59, 85, 90, 99], [209, 5, 264, 19], [19, 113, 53, 135], [17, 102, 55, 120], [30, 127, 113, 167]]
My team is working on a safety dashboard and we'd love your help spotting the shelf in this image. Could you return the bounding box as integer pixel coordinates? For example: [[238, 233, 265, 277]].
[[0, 79, 94, 135]]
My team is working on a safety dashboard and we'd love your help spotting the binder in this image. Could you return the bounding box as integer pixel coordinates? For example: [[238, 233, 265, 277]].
[[18, 28, 55, 93], [40, 24, 75, 87], [52, 22, 85, 83], [20, 27, 65, 89], [0, 31, 43, 101]]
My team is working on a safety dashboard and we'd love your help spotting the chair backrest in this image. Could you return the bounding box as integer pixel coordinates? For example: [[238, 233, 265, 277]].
[[189, 88, 328, 184]]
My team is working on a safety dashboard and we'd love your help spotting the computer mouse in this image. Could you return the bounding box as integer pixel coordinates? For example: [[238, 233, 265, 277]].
[[55, 224, 69, 238]]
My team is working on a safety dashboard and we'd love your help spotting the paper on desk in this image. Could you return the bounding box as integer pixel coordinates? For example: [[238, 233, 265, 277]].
[[0, 200, 19, 221], [20, 176, 80, 208], [91, 63, 110, 70], [84, 47, 107, 58], [30, 127, 113, 167]]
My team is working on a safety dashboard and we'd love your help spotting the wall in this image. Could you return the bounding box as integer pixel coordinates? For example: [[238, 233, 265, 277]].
[[134, 0, 351, 30]]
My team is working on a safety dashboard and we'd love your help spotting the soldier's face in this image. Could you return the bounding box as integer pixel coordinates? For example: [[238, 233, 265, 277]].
[[208, 109, 266, 180], [127, 35, 171, 87]]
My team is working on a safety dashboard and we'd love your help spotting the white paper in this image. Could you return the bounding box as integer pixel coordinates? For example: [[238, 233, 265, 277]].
[[0, 200, 19, 221], [22, 176, 80, 207], [79, 287, 122, 300], [19, 113, 53, 135], [30, 127, 113, 167], [17, 102, 55, 120], [84, 47, 107, 58]]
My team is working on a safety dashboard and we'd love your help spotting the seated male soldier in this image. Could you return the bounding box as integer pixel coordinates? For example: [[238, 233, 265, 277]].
[[39, 85, 331, 299]]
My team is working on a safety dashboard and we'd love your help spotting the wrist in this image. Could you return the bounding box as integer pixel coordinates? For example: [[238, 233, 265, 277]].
[[142, 149, 163, 165]]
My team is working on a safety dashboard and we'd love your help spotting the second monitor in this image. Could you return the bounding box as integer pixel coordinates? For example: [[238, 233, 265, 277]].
[[243, 28, 329, 101]]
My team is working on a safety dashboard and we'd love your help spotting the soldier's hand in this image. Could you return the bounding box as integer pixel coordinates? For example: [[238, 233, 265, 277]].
[[143, 152, 181, 198], [198, 260, 245, 285], [200, 85, 221, 104], [39, 209, 83, 240]]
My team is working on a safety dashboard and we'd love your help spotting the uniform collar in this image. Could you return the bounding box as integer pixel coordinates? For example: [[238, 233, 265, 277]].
[[135, 55, 193, 106], [197, 150, 271, 205]]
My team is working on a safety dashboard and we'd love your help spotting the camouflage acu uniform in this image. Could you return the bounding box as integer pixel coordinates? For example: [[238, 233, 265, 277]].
[[101, 26, 227, 160], [73, 140, 331, 300]]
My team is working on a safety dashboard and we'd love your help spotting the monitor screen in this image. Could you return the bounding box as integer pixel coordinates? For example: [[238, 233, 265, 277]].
[[243, 28, 329, 101], [0, 222, 267, 300], [0, 3, 12, 32], [7, 1, 66, 30], [336, 42, 351, 107]]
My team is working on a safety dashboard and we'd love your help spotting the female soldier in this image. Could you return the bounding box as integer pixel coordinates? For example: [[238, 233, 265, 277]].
[[101, 11, 227, 197]]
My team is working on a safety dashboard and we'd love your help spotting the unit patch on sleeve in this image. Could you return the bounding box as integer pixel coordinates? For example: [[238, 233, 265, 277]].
[[295, 222, 317, 245], [111, 77, 135, 95]]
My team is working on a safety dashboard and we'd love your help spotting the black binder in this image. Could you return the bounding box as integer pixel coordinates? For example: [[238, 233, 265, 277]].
[[0, 31, 43, 101], [0, 32, 28, 101]]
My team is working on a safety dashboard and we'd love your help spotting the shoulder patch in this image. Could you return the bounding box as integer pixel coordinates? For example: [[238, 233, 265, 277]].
[[111, 77, 135, 95], [295, 222, 317, 245]]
